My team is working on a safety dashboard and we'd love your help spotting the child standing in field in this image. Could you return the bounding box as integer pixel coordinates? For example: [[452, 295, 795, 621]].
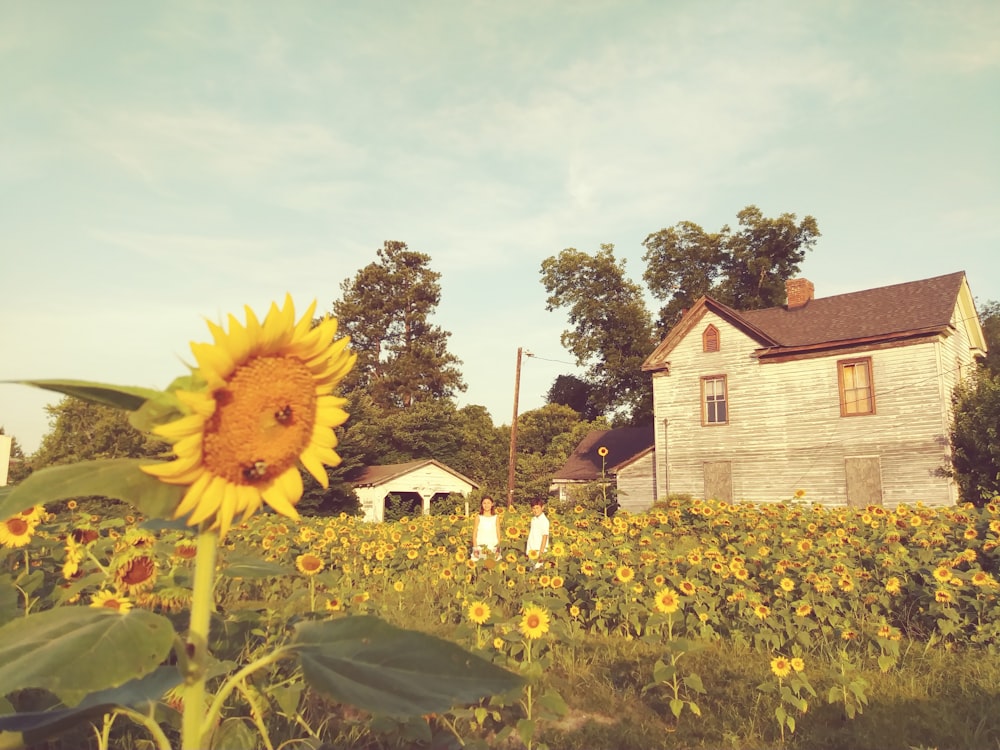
[[471, 496, 501, 561], [525, 498, 549, 568]]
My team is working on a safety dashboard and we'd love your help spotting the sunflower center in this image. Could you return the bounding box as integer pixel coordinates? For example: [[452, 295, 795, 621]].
[[6, 518, 29, 536], [526, 614, 541, 629], [203, 355, 318, 485]]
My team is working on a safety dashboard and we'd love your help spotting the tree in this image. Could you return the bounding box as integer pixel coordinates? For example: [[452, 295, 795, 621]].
[[947, 372, 1000, 505], [642, 205, 820, 330], [978, 300, 1000, 377], [32, 398, 166, 469], [546, 374, 601, 421], [0, 427, 30, 486], [332, 241, 466, 408], [506, 404, 606, 504], [539, 245, 656, 424]]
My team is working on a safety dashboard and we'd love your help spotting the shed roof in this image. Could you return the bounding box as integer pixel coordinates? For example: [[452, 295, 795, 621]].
[[347, 459, 479, 489], [552, 425, 654, 482]]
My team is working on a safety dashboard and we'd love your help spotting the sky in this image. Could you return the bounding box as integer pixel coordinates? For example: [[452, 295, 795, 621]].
[[1, 1, 998, 455]]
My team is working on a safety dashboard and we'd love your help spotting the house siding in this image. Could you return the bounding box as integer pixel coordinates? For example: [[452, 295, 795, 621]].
[[615, 452, 656, 513], [652, 310, 969, 507]]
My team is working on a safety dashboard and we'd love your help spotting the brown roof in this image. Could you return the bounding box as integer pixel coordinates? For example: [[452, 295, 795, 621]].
[[742, 271, 967, 348], [347, 459, 479, 489], [552, 426, 655, 482], [644, 271, 970, 370]]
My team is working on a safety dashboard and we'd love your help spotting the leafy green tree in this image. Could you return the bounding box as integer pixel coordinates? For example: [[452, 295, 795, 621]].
[[506, 404, 606, 505], [333, 241, 466, 408], [948, 372, 1000, 505], [32, 398, 166, 469], [539, 245, 656, 424], [642, 205, 820, 330], [0, 427, 30, 485], [546, 374, 601, 421], [978, 300, 1000, 377]]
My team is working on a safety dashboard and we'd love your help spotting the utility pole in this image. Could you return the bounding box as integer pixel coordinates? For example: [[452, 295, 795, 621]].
[[506, 347, 523, 509]]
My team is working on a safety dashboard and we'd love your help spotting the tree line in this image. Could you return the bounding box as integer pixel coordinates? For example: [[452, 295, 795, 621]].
[[5, 208, 998, 508]]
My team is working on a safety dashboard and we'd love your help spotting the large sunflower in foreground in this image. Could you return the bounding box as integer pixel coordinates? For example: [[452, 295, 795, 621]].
[[142, 296, 356, 535]]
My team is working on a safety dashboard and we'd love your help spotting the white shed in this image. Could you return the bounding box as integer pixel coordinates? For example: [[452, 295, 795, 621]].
[[349, 459, 480, 522]]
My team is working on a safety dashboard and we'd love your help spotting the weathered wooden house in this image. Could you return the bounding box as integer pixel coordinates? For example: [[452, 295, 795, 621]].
[[641, 271, 987, 507], [551, 426, 655, 513], [348, 459, 479, 522]]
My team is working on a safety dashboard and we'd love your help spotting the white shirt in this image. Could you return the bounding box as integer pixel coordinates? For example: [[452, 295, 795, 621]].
[[526, 512, 550, 555], [475, 514, 500, 550]]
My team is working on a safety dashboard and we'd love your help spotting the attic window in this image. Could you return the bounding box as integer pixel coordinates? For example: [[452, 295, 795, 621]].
[[703, 325, 720, 353]]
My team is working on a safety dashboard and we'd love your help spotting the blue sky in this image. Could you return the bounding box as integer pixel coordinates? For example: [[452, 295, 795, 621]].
[[2, 1, 998, 454]]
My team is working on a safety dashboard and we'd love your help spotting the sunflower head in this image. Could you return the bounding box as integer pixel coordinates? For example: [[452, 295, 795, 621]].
[[141, 296, 356, 536], [518, 604, 551, 640]]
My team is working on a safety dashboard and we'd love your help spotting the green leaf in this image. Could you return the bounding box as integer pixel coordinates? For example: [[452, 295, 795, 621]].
[[669, 698, 684, 718], [0, 460, 185, 522], [219, 556, 294, 579], [268, 683, 303, 718], [0, 666, 180, 749], [683, 672, 707, 695], [516, 718, 535, 747], [293, 616, 523, 717], [536, 689, 568, 718], [0, 606, 175, 707], [13, 380, 162, 412], [688, 700, 702, 717], [210, 718, 257, 750]]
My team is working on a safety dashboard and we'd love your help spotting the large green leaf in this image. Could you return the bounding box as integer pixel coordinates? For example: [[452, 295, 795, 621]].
[[0, 459, 185, 522], [0, 606, 175, 707], [0, 666, 180, 750], [13, 379, 163, 412], [219, 555, 293, 579], [293, 616, 522, 717]]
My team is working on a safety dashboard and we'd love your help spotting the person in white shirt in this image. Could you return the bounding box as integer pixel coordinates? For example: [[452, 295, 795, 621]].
[[471, 496, 501, 560], [525, 498, 549, 567]]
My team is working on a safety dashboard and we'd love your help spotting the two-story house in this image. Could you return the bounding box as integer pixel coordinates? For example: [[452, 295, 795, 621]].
[[640, 271, 987, 507]]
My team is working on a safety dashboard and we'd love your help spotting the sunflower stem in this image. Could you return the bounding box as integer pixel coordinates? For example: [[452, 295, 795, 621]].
[[181, 527, 219, 750]]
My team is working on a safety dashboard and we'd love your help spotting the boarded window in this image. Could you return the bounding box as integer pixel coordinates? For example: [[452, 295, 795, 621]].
[[838, 357, 874, 416], [703, 324, 720, 352], [703, 461, 733, 503], [845, 456, 882, 507], [701, 375, 728, 425]]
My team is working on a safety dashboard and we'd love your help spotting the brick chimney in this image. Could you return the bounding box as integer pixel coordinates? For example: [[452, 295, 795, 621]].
[[785, 278, 814, 309]]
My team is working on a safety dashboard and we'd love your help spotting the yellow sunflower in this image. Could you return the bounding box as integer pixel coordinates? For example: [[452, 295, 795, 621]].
[[90, 590, 133, 613], [467, 601, 491, 625], [296, 553, 325, 576], [770, 656, 792, 679], [653, 588, 680, 614], [0, 516, 35, 548], [519, 604, 551, 640], [141, 296, 355, 536], [616, 565, 635, 584]]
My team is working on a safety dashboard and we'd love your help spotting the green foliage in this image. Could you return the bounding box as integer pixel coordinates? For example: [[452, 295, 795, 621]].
[[294, 616, 522, 717], [539, 244, 656, 424], [32, 397, 167, 470], [642, 205, 820, 330], [947, 371, 1000, 505], [978, 299, 1000, 377], [333, 240, 466, 408], [545, 374, 601, 421], [0, 607, 176, 707]]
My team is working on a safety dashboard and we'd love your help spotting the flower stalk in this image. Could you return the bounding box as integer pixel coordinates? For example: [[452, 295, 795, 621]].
[[181, 526, 219, 749]]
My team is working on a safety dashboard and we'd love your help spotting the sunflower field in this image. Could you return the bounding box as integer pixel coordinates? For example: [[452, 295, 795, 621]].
[[4, 495, 1000, 749]]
